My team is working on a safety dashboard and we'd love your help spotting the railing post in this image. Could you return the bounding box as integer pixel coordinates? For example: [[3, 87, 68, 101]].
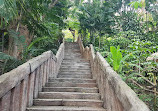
[[10, 83, 21, 111], [0, 91, 11, 111], [42, 63, 46, 87], [27, 71, 35, 107], [38, 65, 43, 92], [33, 68, 39, 99], [45, 60, 49, 82], [19, 77, 28, 111]]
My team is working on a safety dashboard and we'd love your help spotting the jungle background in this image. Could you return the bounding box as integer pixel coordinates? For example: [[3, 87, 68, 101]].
[[0, 0, 157, 110]]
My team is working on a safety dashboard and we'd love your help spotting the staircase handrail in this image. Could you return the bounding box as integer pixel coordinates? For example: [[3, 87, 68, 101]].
[[77, 36, 150, 111], [0, 39, 65, 111]]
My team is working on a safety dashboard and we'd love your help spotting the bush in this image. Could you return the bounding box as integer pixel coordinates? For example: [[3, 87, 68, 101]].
[[108, 37, 131, 49]]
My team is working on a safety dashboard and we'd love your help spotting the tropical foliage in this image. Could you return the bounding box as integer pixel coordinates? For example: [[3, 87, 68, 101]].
[[0, 0, 69, 73], [67, 0, 158, 110], [0, 0, 158, 110]]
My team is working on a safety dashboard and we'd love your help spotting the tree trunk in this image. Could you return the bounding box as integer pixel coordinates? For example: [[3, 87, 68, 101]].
[[8, 23, 33, 59]]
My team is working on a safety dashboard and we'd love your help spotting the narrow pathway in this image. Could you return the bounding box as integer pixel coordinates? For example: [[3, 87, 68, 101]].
[[27, 42, 106, 111]]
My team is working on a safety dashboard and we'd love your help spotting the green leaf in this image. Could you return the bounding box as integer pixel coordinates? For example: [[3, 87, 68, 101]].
[[0, 52, 16, 60], [110, 46, 123, 72], [27, 36, 50, 50], [110, 46, 117, 61], [134, 2, 139, 9]]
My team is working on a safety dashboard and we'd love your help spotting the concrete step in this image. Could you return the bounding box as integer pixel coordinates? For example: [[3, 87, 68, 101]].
[[63, 59, 88, 61], [33, 99, 103, 107], [64, 56, 82, 58], [65, 49, 80, 50], [48, 78, 96, 83], [63, 58, 87, 59], [64, 57, 84, 59], [64, 55, 82, 56], [64, 53, 81, 55], [65, 52, 81, 54], [42, 87, 99, 93], [57, 74, 92, 78], [27, 106, 106, 111], [60, 68, 90, 71], [61, 62, 90, 66], [62, 62, 90, 64], [58, 72, 91, 75], [61, 66, 90, 69], [62, 61, 89, 64], [45, 82, 97, 88], [38, 92, 101, 100], [59, 69, 91, 72], [64, 48, 80, 50], [61, 65, 90, 68], [65, 49, 80, 51]]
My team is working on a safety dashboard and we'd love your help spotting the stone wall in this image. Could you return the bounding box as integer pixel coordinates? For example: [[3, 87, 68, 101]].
[[77, 37, 150, 111], [0, 41, 65, 111]]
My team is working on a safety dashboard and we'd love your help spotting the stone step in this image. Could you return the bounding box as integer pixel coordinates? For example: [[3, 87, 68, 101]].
[[45, 82, 97, 88], [64, 56, 83, 59], [61, 66, 90, 69], [43, 87, 98, 93], [60, 67, 90, 71], [63, 60, 89, 63], [64, 55, 82, 56], [64, 59, 85, 61], [61, 63, 90, 67], [65, 53, 81, 55], [64, 56, 82, 57], [63, 58, 86, 60], [48, 78, 96, 83], [63, 58, 87, 61], [27, 106, 106, 111], [38, 92, 101, 100], [57, 74, 92, 78], [61, 64, 90, 67], [59, 71, 91, 74], [33, 99, 103, 107], [64, 54, 81, 56], [64, 54, 82, 56], [65, 52, 81, 54], [65, 48, 80, 49], [58, 69, 91, 75], [62, 62, 89, 64], [60, 67, 90, 72], [65, 49, 80, 51], [65, 48, 80, 50], [65, 46, 79, 48], [60, 68, 90, 71]]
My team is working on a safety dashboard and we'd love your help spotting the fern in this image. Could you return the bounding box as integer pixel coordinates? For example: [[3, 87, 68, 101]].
[[0, 52, 16, 60], [0, 52, 22, 73]]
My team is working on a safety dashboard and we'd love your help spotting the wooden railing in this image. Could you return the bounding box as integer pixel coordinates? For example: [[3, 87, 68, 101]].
[[0, 40, 65, 111], [77, 36, 150, 111]]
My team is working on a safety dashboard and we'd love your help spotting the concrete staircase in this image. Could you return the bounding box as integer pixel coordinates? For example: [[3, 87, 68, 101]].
[[27, 42, 106, 111]]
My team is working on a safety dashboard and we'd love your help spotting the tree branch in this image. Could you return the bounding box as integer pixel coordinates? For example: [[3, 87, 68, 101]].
[[128, 78, 158, 94], [137, 74, 156, 86]]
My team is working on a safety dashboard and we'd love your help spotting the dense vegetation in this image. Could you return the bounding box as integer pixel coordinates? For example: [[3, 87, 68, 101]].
[[66, 0, 158, 110], [0, 0, 157, 110], [0, 0, 68, 73]]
